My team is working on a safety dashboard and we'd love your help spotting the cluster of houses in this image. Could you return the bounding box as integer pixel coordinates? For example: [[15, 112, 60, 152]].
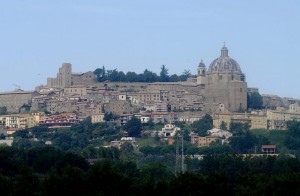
[[108, 124, 277, 155], [0, 112, 79, 136], [0, 62, 299, 154]]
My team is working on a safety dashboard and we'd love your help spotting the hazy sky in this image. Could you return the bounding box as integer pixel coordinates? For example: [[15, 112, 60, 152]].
[[1, 0, 300, 98]]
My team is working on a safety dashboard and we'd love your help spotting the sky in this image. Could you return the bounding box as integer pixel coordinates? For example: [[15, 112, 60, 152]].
[[0, 0, 300, 98]]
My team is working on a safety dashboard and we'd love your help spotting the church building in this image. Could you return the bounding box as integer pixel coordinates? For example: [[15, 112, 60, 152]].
[[197, 45, 248, 112]]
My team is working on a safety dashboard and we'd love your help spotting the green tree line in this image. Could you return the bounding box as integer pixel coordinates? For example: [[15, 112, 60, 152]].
[[94, 65, 193, 83], [1, 145, 300, 195]]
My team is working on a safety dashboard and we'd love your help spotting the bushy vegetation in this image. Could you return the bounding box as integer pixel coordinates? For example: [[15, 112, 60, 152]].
[[247, 92, 264, 109], [1, 145, 300, 195], [8, 114, 300, 194], [191, 114, 213, 136]]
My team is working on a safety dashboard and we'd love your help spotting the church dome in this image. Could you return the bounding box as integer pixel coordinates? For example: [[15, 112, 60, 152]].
[[208, 45, 242, 74]]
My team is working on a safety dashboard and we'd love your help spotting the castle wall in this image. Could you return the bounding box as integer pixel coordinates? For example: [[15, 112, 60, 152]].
[[0, 90, 40, 113], [71, 71, 97, 86]]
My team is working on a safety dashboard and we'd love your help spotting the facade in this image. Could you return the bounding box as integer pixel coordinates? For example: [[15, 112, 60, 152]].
[[5, 115, 19, 128], [110, 137, 136, 149], [131, 90, 162, 104], [213, 112, 268, 130], [207, 128, 232, 141], [91, 113, 105, 123], [204, 46, 247, 112], [150, 112, 178, 123], [18, 114, 36, 129], [267, 109, 300, 130], [0, 114, 38, 129], [191, 134, 219, 147], [0, 90, 39, 113], [39, 113, 80, 128], [64, 85, 88, 97], [103, 99, 135, 115], [250, 114, 268, 129], [262, 145, 276, 154], [161, 124, 180, 137], [262, 94, 284, 109]]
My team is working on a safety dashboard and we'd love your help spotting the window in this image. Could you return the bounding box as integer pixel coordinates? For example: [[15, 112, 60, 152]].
[[240, 88, 242, 92]]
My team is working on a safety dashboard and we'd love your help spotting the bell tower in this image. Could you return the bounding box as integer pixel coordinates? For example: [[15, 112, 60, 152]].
[[197, 60, 206, 85]]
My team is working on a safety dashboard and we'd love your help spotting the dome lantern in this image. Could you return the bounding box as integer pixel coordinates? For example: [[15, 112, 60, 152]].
[[221, 44, 229, 57], [207, 45, 242, 74]]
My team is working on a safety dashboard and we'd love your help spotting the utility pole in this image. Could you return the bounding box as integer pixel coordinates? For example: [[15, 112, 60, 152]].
[[175, 134, 180, 174], [181, 132, 184, 173]]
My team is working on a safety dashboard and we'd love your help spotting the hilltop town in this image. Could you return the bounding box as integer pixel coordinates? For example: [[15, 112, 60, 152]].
[[0, 46, 299, 134], [2, 46, 300, 195]]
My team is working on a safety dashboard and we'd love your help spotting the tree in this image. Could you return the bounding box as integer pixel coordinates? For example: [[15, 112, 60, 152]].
[[160, 65, 169, 82], [284, 120, 300, 150], [0, 133, 5, 139], [125, 72, 138, 82], [120, 142, 134, 154], [104, 112, 117, 121], [143, 69, 158, 82], [107, 69, 120, 81], [169, 74, 180, 82], [229, 122, 249, 136], [0, 106, 7, 115], [124, 116, 142, 137], [192, 114, 213, 136], [247, 92, 263, 109], [230, 131, 257, 154], [118, 71, 126, 82], [180, 70, 191, 81], [94, 66, 107, 82], [220, 121, 227, 130], [147, 118, 155, 129]]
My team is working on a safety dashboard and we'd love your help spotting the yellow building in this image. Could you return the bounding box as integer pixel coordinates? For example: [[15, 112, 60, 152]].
[[5, 115, 19, 128], [250, 115, 268, 129], [91, 113, 105, 123], [32, 112, 45, 125], [213, 112, 267, 130], [191, 134, 219, 147], [0, 113, 40, 129], [20, 115, 37, 128], [267, 109, 300, 130]]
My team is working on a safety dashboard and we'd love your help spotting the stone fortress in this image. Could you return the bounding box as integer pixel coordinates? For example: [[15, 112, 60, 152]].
[[0, 45, 299, 130], [47, 63, 97, 88]]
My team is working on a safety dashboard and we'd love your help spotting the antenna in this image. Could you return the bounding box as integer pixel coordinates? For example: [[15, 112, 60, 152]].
[[13, 84, 21, 90]]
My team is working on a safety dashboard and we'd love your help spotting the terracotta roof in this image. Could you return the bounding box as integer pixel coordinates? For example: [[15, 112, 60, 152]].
[[262, 145, 276, 149]]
